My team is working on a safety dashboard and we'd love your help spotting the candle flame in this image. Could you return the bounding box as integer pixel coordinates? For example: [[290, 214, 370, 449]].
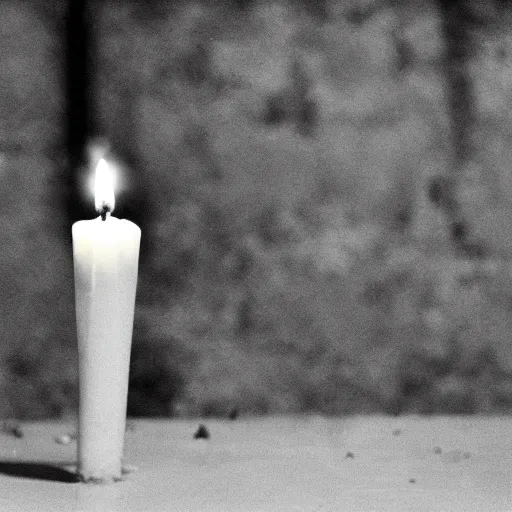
[[94, 158, 115, 214]]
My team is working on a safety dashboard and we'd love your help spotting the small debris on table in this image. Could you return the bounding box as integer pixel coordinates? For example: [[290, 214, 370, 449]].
[[55, 434, 72, 445], [12, 426, 23, 438], [409, 478, 416, 484], [345, 451, 355, 459], [2, 421, 23, 438], [433, 446, 442, 454], [462, 451, 471, 459], [194, 424, 210, 439], [392, 428, 401, 436], [54, 431, 77, 444]]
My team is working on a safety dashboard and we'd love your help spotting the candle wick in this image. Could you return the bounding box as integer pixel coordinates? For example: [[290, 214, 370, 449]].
[[99, 204, 110, 221]]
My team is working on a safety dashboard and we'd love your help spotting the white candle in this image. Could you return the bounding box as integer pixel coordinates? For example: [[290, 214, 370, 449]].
[[72, 158, 141, 483]]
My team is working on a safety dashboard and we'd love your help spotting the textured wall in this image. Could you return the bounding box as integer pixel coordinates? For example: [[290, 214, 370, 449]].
[[0, 1, 76, 418], [3, 0, 512, 418]]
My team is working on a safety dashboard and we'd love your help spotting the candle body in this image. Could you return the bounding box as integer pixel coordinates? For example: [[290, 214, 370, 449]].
[[72, 216, 140, 483]]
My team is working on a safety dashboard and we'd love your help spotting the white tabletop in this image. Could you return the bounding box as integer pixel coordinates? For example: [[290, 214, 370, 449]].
[[1, 416, 511, 511]]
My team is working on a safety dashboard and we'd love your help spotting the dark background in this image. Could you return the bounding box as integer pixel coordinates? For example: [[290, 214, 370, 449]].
[[2, 0, 512, 419]]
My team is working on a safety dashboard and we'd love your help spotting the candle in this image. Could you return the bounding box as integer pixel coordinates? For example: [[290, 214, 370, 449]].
[[72, 158, 141, 483]]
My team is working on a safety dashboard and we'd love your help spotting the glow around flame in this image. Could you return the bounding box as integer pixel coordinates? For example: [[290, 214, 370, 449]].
[[94, 158, 115, 214]]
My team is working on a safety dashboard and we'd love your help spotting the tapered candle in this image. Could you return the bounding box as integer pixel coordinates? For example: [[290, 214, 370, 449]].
[[72, 158, 141, 483]]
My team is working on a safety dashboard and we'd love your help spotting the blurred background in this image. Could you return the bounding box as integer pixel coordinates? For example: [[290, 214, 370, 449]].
[[2, 0, 512, 419]]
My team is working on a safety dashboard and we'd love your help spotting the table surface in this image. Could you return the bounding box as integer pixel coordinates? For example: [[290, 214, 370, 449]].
[[1, 415, 511, 512]]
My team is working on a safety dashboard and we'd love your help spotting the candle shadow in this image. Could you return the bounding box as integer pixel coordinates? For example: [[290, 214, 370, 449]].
[[0, 461, 80, 483]]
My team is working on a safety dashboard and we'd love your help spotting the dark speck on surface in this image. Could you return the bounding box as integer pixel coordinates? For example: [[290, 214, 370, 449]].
[[2, 422, 23, 438], [409, 478, 416, 484], [228, 407, 239, 420], [463, 452, 471, 459], [392, 429, 401, 436], [345, 451, 354, 459], [433, 446, 442, 454], [194, 424, 210, 439], [12, 427, 24, 439]]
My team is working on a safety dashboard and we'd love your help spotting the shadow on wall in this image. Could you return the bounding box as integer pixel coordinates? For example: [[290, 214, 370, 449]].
[[127, 323, 195, 417]]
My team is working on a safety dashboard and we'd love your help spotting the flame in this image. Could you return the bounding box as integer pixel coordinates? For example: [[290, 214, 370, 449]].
[[94, 158, 115, 214]]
